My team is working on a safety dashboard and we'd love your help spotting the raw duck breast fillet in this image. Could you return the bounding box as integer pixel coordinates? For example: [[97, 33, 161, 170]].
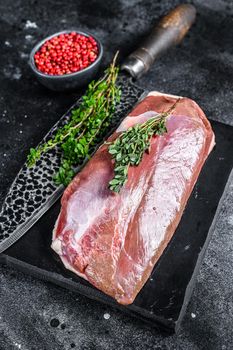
[[52, 92, 215, 305]]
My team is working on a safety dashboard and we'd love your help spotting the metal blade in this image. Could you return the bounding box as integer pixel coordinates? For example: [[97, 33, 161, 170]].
[[0, 74, 145, 253]]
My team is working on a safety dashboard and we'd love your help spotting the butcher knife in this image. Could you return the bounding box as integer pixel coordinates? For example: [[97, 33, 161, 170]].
[[0, 4, 196, 253]]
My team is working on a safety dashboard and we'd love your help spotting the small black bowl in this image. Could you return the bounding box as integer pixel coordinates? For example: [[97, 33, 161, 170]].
[[29, 30, 103, 91]]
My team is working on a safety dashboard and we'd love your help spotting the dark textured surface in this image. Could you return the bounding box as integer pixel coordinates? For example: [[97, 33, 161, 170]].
[[0, 0, 233, 349]]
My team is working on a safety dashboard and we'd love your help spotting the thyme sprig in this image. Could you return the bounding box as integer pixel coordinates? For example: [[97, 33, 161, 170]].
[[108, 99, 180, 193], [27, 52, 121, 186]]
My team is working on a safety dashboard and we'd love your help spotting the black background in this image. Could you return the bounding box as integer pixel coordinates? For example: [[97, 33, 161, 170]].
[[0, 0, 233, 349]]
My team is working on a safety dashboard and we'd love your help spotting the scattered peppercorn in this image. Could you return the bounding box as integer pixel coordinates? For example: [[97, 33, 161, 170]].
[[34, 32, 98, 75]]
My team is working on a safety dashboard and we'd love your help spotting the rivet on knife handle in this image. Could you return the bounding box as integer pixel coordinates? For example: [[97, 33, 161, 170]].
[[121, 4, 196, 79]]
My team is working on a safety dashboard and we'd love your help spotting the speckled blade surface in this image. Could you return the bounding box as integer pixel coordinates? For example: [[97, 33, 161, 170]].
[[0, 74, 145, 253]]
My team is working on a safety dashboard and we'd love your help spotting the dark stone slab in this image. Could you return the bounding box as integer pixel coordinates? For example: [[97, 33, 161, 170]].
[[1, 120, 233, 334]]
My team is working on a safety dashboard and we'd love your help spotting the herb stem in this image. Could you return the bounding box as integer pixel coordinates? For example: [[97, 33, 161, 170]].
[[27, 52, 121, 186]]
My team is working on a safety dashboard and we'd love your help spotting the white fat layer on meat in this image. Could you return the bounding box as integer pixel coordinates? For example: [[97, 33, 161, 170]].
[[208, 130, 216, 153], [148, 91, 182, 99], [51, 214, 85, 277], [117, 111, 157, 132], [51, 238, 62, 256], [66, 178, 117, 246], [51, 235, 88, 280], [52, 213, 60, 240]]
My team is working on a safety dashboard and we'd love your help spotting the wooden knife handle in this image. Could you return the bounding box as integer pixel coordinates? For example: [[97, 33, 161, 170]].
[[121, 4, 196, 78]]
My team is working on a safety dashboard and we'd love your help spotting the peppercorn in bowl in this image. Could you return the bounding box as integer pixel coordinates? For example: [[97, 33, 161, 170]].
[[29, 30, 103, 91]]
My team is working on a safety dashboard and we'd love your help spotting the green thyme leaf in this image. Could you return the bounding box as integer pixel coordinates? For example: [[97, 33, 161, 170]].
[[108, 99, 180, 193], [27, 52, 121, 186]]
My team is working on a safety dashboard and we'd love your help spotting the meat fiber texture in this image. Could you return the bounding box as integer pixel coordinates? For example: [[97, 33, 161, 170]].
[[52, 92, 215, 305]]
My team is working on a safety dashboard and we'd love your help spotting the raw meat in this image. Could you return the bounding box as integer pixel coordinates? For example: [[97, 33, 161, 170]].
[[51, 92, 215, 305]]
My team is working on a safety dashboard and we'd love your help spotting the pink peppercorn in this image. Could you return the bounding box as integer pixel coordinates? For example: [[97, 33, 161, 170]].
[[34, 32, 98, 75]]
